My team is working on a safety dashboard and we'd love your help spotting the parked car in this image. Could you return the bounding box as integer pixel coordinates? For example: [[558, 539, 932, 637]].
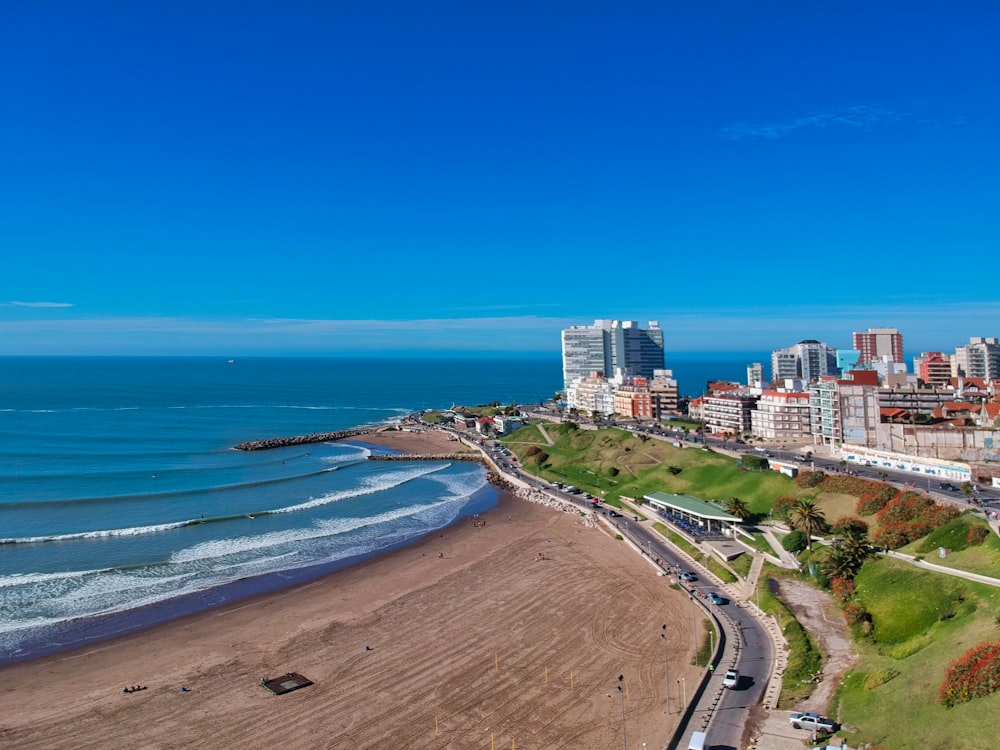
[[788, 712, 836, 732], [723, 668, 739, 688]]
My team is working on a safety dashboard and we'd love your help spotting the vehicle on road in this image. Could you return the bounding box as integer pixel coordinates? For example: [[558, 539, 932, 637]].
[[678, 571, 696, 582], [788, 712, 836, 732], [939, 482, 959, 491], [723, 668, 739, 688], [687, 731, 707, 750], [608, 509, 621, 517], [709, 592, 724, 605]]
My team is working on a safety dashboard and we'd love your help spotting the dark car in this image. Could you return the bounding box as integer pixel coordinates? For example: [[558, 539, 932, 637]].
[[939, 482, 959, 491], [608, 510, 621, 518], [678, 571, 696, 582], [709, 592, 725, 605]]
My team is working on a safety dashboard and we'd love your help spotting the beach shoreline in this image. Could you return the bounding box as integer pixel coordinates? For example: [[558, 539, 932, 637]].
[[0, 426, 702, 749]]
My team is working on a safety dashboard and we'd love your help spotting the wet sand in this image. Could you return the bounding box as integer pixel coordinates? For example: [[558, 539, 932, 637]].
[[0, 428, 702, 749]]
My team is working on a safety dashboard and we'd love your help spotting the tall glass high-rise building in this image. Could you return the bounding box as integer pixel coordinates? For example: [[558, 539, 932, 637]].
[[561, 319, 664, 389]]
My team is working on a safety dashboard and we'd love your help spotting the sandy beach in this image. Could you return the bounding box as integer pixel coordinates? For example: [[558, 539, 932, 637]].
[[1, 428, 704, 749]]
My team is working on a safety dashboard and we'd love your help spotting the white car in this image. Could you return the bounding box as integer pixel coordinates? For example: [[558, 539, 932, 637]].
[[723, 668, 738, 688]]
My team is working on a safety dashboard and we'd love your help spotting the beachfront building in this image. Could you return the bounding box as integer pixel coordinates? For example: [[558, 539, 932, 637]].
[[770, 340, 838, 383], [561, 319, 664, 389], [877, 382, 954, 415], [913, 351, 954, 385], [747, 362, 765, 388], [643, 490, 741, 541], [648, 369, 680, 419], [954, 337, 1000, 380], [492, 415, 523, 435], [702, 391, 759, 436], [750, 390, 812, 441], [853, 327, 904, 367], [566, 371, 618, 416], [808, 370, 880, 447]]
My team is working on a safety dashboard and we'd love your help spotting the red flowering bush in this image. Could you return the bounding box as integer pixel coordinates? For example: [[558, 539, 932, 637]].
[[831, 516, 870, 537], [830, 576, 856, 605], [821, 475, 896, 500], [967, 525, 990, 546], [796, 470, 826, 488], [857, 493, 892, 516], [843, 604, 870, 626], [873, 521, 931, 549], [877, 492, 934, 526], [938, 640, 1000, 707]]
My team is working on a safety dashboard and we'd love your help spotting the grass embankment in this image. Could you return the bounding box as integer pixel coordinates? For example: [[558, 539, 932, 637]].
[[833, 556, 1000, 750], [502, 421, 799, 516], [903, 514, 1000, 576], [756, 567, 823, 706]]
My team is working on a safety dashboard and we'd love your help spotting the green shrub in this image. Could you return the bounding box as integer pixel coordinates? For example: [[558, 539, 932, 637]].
[[783, 530, 808, 553], [967, 525, 990, 546], [863, 668, 900, 690]]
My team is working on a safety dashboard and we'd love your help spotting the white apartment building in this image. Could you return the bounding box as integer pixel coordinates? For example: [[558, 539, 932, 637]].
[[561, 319, 664, 389], [751, 391, 812, 441], [566, 372, 618, 416], [771, 340, 837, 383], [955, 337, 1000, 380]]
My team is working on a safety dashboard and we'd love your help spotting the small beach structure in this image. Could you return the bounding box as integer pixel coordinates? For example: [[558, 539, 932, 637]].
[[643, 491, 740, 540], [260, 672, 314, 695]]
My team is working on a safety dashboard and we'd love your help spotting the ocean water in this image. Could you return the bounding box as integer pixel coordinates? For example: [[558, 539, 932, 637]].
[[0, 356, 560, 664], [0, 352, 757, 664]]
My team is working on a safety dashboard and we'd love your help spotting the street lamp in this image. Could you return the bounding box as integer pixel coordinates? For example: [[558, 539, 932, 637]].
[[661, 624, 670, 714], [617, 674, 627, 750]]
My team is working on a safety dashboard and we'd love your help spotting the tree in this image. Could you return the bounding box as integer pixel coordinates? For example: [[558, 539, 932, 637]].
[[821, 546, 857, 581], [840, 529, 874, 572], [725, 496, 752, 521], [789, 498, 827, 552]]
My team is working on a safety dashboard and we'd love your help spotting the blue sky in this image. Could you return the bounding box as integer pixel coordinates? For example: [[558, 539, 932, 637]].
[[2, 1, 997, 357]]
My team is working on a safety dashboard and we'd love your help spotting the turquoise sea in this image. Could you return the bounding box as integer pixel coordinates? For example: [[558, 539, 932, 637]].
[[0, 353, 759, 663]]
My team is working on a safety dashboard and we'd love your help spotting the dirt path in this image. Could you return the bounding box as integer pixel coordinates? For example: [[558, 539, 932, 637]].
[[775, 578, 856, 713]]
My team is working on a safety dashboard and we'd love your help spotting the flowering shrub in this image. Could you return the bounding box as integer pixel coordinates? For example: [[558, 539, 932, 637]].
[[843, 603, 871, 625], [821, 475, 896, 500], [831, 516, 870, 537], [967, 525, 990, 546], [875, 492, 959, 534], [938, 640, 1000, 707], [873, 521, 931, 549], [830, 576, 856, 604], [796, 470, 826, 488], [857, 493, 892, 516], [877, 492, 934, 526]]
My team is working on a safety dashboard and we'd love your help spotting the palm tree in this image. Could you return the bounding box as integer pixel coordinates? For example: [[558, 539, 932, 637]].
[[840, 528, 874, 572], [789, 497, 827, 552], [725, 496, 752, 521], [821, 545, 856, 581]]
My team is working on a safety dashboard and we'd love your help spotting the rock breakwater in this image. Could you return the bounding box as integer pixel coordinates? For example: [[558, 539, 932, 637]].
[[234, 428, 375, 451]]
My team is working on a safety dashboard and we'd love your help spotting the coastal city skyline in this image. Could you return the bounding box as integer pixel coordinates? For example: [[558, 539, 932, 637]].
[[2, 4, 997, 356]]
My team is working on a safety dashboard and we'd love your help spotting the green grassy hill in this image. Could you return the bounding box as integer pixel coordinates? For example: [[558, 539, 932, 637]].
[[503, 421, 799, 513], [836, 557, 1000, 749]]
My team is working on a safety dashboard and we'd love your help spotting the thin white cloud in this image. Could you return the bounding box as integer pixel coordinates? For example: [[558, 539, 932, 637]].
[[3, 300, 74, 308], [720, 105, 902, 141]]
